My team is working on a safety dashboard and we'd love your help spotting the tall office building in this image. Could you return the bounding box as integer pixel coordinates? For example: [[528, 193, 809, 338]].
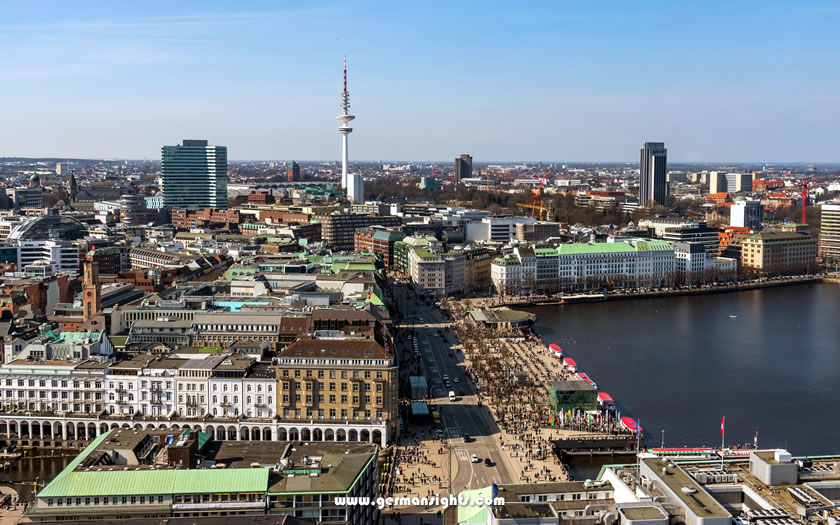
[[347, 173, 364, 206], [710, 172, 754, 194], [286, 161, 300, 182], [455, 154, 472, 185], [730, 197, 764, 231], [639, 142, 667, 206], [161, 139, 228, 210], [820, 202, 840, 264]]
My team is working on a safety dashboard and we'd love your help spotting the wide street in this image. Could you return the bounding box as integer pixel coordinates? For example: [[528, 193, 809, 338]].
[[394, 284, 515, 493]]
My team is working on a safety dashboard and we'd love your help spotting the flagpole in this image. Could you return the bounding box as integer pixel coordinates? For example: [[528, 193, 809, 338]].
[[721, 416, 725, 470]]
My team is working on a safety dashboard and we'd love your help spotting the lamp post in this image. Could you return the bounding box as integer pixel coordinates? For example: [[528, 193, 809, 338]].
[[440, 427, 460, 496]]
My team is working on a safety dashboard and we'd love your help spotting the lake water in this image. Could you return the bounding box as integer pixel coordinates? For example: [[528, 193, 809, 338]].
[[526, 283, 840, 456]]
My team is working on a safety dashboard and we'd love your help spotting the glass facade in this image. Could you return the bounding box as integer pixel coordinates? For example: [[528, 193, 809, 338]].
[[162, 140, 227, 210]]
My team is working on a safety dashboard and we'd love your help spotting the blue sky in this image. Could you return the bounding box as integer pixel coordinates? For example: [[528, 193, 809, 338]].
[[0, 1, 838, 162]]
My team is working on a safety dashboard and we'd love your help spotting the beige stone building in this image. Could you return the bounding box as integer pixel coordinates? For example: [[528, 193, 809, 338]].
[[740, 231, 817, 276], [274, 328, 397, 446]]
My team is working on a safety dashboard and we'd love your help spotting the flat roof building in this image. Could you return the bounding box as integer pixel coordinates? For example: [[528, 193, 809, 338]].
[[162, 140, 228, 210]]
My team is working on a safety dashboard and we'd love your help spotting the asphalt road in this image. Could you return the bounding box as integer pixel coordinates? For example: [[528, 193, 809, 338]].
[[395, 285, 514, 492]]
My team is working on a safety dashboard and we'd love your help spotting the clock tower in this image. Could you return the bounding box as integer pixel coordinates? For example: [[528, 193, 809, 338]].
[[83, 254, 101, 322]]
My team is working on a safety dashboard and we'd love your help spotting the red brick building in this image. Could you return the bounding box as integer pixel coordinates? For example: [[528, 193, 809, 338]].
[[354, 228, 406, 271], [705, 192, 731, 205], [171, 208, 241, 231], [247, 190, 275, 205]]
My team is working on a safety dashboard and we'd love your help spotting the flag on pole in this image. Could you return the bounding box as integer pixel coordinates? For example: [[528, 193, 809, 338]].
[[636, 419, 640, 439], [720, 416, 725, 435]]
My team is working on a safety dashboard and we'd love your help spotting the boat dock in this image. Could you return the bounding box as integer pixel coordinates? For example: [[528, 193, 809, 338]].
[[552, 435, 644, 457]]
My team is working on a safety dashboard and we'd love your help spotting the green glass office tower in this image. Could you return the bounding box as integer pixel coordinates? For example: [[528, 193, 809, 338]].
[[162, 139, 228, 210]]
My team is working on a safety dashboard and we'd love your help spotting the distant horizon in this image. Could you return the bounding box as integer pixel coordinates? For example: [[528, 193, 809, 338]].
[[3, 156, 840, 168], [1, 2, 839, 161]]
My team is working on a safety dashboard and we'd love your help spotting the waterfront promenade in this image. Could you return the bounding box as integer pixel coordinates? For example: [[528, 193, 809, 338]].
[[477, 273, 828, 308]]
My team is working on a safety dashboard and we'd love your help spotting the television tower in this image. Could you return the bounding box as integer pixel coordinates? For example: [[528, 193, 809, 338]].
[[336, 56, 355, 190]]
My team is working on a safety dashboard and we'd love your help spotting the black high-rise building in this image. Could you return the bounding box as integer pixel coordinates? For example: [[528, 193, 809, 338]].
[[640, 142, 667, 206], [454, 154, 472, 185]]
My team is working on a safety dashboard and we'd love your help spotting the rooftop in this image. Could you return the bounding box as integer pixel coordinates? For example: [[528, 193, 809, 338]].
[[619, 506, 668, 521], [642, 457, 730, 518], [470, 309, 535, 325], [280, 337, 391, 360]]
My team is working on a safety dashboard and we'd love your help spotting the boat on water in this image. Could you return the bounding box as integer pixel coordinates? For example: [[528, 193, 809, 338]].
[[562, 357, 577, 372], [549, 343, 563, 358], [575, 372, 597, 389], [620, 417, 642, 433], [597, 392, 615, 409], [647, 447, 717, 460]]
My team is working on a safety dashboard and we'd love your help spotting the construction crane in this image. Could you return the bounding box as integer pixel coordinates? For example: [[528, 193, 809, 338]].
[[516, 201, 551, 220], [520, 170, 550, 217], [801, 181, 808, 224]]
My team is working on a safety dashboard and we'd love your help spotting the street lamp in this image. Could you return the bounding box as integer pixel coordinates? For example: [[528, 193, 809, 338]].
[[440, 427, 460, 496]]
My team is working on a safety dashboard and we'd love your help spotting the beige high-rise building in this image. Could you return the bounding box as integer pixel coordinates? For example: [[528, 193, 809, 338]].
[[819, 202, 840, 264]]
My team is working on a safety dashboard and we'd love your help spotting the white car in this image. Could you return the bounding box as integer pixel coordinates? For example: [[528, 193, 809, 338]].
[[453, 378, 459, 383], [471, 454, 480, 463]]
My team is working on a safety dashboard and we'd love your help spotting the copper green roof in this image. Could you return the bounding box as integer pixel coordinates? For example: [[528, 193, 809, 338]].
[[456, 486, 494, 524], [492, 255, 520, 265], [51, 331, 103, 344], [554, 239, 673, 255], [373, 231, 405, 242], [38, 468, 269, 498]]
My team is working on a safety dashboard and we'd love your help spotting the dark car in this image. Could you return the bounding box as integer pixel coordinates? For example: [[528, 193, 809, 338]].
[[463, 433, 472, 443], [484, 457, 494, 466]]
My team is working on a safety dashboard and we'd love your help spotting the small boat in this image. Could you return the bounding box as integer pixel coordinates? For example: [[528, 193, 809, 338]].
[[562, 357, 577, 372], [620, 417, 642, 434], [729, 315, 738, 318], [647, 447, 717, 459], [575, 372, 597, 389], [549, 343, 563, 357], [597, 392, 615, 409]]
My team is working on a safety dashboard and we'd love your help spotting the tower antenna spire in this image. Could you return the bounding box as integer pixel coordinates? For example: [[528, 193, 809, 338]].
[[337, 56, 356, 199]]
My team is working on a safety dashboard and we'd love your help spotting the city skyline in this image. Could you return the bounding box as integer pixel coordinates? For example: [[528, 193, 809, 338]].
[[1, 2, 839, 162]]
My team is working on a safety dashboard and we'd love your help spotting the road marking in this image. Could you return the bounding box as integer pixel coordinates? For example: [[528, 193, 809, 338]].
[[456, 450, 469, 461]]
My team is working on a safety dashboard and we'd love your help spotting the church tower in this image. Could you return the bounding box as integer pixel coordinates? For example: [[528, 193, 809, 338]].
[[83, 253, 101, 322]]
